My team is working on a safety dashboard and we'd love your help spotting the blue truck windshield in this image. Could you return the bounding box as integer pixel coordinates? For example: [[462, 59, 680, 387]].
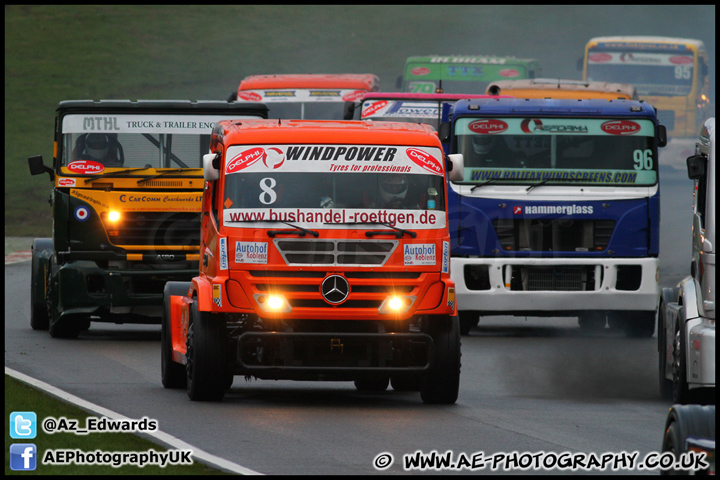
[[454, 117, 658, 186]]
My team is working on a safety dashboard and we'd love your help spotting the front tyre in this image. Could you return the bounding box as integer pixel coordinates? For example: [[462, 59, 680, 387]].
[[30, 239, 52, 331], [186, 299, 227, 401], [161, 282, 189, 389], [421, 315, 461, 405], [661, 405, 715, 475]]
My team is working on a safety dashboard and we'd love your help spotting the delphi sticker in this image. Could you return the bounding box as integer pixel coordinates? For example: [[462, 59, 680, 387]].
[[406, 148, 442, 175], [404, 244, 436, 266], [226, 147, 266, 174]]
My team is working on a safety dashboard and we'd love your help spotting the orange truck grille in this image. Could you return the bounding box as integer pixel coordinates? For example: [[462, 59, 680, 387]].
[[273, 239, 398, 266]]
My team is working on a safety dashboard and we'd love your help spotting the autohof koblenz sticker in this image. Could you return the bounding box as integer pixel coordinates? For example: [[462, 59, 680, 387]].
[[404, 243, 436, 266], [235, 242, 268, 264]]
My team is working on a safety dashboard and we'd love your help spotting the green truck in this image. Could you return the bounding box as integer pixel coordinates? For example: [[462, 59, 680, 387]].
[[398, 55, 541, 94]]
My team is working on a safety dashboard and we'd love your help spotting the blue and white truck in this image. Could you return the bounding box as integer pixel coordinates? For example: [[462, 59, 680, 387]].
[[442, 98, 667, 336]]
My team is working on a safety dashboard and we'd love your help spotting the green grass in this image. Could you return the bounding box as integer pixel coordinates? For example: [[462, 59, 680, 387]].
[[4, 4, 442, 237], [5, 375, 228, 475], [6, 5, 713, 238]]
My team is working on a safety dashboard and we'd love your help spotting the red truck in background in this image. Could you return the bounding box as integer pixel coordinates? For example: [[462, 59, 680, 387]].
[[161, 118, 465, 404], [229, 73, 380, 119]]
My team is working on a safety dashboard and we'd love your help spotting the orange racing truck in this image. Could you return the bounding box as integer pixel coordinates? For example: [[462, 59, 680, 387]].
[[485, 78, 639, 100], [161, 119, 464, 404], [229, 73, 380, 120], [28, 100, 268, 338]]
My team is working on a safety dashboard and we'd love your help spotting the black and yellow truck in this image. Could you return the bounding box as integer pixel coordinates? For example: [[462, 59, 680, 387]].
[[28, 100, 267, 338]]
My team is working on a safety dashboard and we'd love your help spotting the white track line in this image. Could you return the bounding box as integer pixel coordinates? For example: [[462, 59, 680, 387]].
[[5, 366, 263, 475]]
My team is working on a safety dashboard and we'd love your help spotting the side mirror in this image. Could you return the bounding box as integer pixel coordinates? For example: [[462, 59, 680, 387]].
[[439, 122, 451, 143], [686, 154, 707, 179], [576, 57, 584, 71], [203, 153, 220, 181], [446, 154, 464, 182], [28, 155, 54, 181], [657, 125, 667, 148], [395, 75, 402, 90], [343, 101, 357, 120]]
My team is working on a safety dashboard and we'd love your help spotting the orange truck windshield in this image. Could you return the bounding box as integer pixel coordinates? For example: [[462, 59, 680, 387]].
[[221, 144, 446, 230]]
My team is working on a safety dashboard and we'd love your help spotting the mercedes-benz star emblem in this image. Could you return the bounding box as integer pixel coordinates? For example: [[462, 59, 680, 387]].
[[321, 275, 350, 304]]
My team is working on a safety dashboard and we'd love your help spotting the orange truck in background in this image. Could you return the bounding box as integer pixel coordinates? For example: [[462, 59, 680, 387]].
[[485, 78, 638, 100], [161, 119, 464, 404], [229, 74, 380, 120]]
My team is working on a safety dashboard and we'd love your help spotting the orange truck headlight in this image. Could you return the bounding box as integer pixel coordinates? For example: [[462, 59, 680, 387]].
[[253, 294, 292, 313], [108, 211, 121, 222], [378, 295, 416, 314], [388, 297, 403, 310]]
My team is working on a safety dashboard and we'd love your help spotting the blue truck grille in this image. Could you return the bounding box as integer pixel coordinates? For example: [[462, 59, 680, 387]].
[[493, 219, 615, 252]]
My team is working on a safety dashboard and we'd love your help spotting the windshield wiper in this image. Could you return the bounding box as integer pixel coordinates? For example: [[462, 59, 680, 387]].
[[470, 179, 501, 191], [525, 177, 594, 191], [327, 221, 416, 238], [267, 222, 319, 238], [526, 179, 552, 192], [365, 224, 417, 238], [83, 167, 152, 184], [225, 218, 319, 237]]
